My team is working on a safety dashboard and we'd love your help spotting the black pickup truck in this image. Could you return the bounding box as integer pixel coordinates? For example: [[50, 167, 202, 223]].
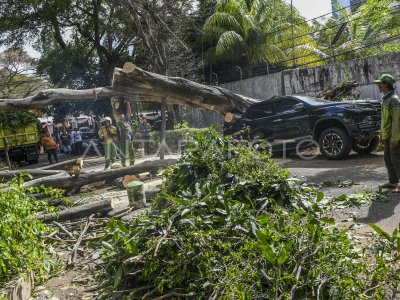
[[223, 95, 381, 160]]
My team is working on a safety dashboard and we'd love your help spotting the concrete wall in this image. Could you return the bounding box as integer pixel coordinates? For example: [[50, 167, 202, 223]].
[[221, 52, 400, 100], [221, 72, 283, 100]]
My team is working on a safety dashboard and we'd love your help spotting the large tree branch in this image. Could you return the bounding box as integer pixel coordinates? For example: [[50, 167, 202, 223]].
[[0, 87, 127, 111]]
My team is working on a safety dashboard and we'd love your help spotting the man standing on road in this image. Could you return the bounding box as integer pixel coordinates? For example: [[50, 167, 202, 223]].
[[116, 114, 134, 167], [376, 74, 400, 192], [41, 132, 59, 164], [98, 117, 117, 170], [73, 128, 83, 156], [139, 117, 151, 155]]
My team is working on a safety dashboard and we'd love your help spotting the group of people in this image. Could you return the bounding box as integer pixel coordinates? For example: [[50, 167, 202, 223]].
[[39, 115, 152, 167], [40, 127, 84, 164]]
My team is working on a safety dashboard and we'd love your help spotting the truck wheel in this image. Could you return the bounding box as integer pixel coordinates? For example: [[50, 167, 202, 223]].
[[318, 127, 352, 160], [352, 136, 380, 154]]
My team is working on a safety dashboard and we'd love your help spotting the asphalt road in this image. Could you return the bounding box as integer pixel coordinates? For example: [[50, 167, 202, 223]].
[[274, 151, 400, 234]]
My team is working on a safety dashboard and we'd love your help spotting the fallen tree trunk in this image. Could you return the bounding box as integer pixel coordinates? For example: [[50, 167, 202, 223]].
[[38, 199, 114, 222], [23, 158, 177, 193], [112, 63, 259, 114], [0, 65, 260, 114], [0, 169, 62, 180]]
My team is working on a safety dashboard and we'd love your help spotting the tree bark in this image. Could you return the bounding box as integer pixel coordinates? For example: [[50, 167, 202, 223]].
[[23, 158, 177, 192], [38, 199, 114, 222]]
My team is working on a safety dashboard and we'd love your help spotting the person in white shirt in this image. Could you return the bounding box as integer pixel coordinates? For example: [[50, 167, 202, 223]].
[[73, 128, 83, 155]]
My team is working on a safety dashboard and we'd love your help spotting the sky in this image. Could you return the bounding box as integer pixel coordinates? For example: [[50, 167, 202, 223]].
[[2, 0, 334, 59], [284, 0, 333, 20]]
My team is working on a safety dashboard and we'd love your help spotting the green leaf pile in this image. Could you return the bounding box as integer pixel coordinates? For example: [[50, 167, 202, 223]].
[[0, 111, 38, 128], [100, 129, 400, 299], [0, 178, 57, 283]]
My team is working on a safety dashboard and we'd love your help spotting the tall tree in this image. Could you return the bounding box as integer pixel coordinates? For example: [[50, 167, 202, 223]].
[[0, 49, 45, 99]]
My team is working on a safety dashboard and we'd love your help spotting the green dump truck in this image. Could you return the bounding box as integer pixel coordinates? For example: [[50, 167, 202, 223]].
[[0, 121, 40, 164]]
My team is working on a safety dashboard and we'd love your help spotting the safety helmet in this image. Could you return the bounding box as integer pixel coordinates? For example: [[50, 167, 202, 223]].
[[104, 117, 112, 122]]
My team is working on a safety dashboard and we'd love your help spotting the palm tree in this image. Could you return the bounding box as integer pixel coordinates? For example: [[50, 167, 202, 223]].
[[203, 0, 326, 69], [314, 0, 400, 64]]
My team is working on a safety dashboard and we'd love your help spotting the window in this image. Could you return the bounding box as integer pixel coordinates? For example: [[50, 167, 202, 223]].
[[274, 98, 300, 114], [248, 103, 274, 118]]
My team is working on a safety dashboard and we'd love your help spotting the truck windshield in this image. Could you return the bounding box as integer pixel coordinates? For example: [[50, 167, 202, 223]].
[[294, 95, 332, 105]]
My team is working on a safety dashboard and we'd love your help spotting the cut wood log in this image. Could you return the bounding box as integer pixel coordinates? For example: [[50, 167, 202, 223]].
[[0, 169, 62, 180], [23, 158, 177, 193], [38, 199, 114, 222]]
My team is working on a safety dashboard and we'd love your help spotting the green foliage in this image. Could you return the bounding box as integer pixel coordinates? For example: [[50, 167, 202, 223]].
[[0, 111, 38, 128], [99, 129, 400, 299], [0, 176, 60, 282]]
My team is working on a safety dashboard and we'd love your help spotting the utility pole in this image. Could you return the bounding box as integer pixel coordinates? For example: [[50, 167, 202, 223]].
[[291, 0, 295, 67]]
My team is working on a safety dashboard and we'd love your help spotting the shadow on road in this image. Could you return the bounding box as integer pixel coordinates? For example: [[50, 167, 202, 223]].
[[279, 153, 383, 170], [298, 165, 386, 184], [357, 195, 400, 224]]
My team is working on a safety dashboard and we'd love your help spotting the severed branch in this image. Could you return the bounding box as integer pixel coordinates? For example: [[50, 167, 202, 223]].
[[52, 221, 75, 239], [67, 214, 94, 267]]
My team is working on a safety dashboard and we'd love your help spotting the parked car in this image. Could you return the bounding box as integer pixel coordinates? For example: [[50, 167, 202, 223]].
[[223, 95, 381, 160], [79, 126, 95, 140]]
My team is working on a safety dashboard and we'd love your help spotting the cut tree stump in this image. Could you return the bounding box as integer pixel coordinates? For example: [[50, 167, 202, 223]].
[[23, 158, 177, 193], [38, 199, 114, 222]]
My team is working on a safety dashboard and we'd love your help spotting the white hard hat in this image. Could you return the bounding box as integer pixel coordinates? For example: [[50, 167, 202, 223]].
[[104, 117, 112, 122]]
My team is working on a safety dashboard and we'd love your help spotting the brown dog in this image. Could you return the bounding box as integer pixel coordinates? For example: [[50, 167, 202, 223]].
[[65, 158, 84, 177]]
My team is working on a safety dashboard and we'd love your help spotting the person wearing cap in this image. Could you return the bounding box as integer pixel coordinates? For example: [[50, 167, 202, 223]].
[[98, 117, 118, 170], [375, 74, 400, 192], [116, 114, 134, 167]]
